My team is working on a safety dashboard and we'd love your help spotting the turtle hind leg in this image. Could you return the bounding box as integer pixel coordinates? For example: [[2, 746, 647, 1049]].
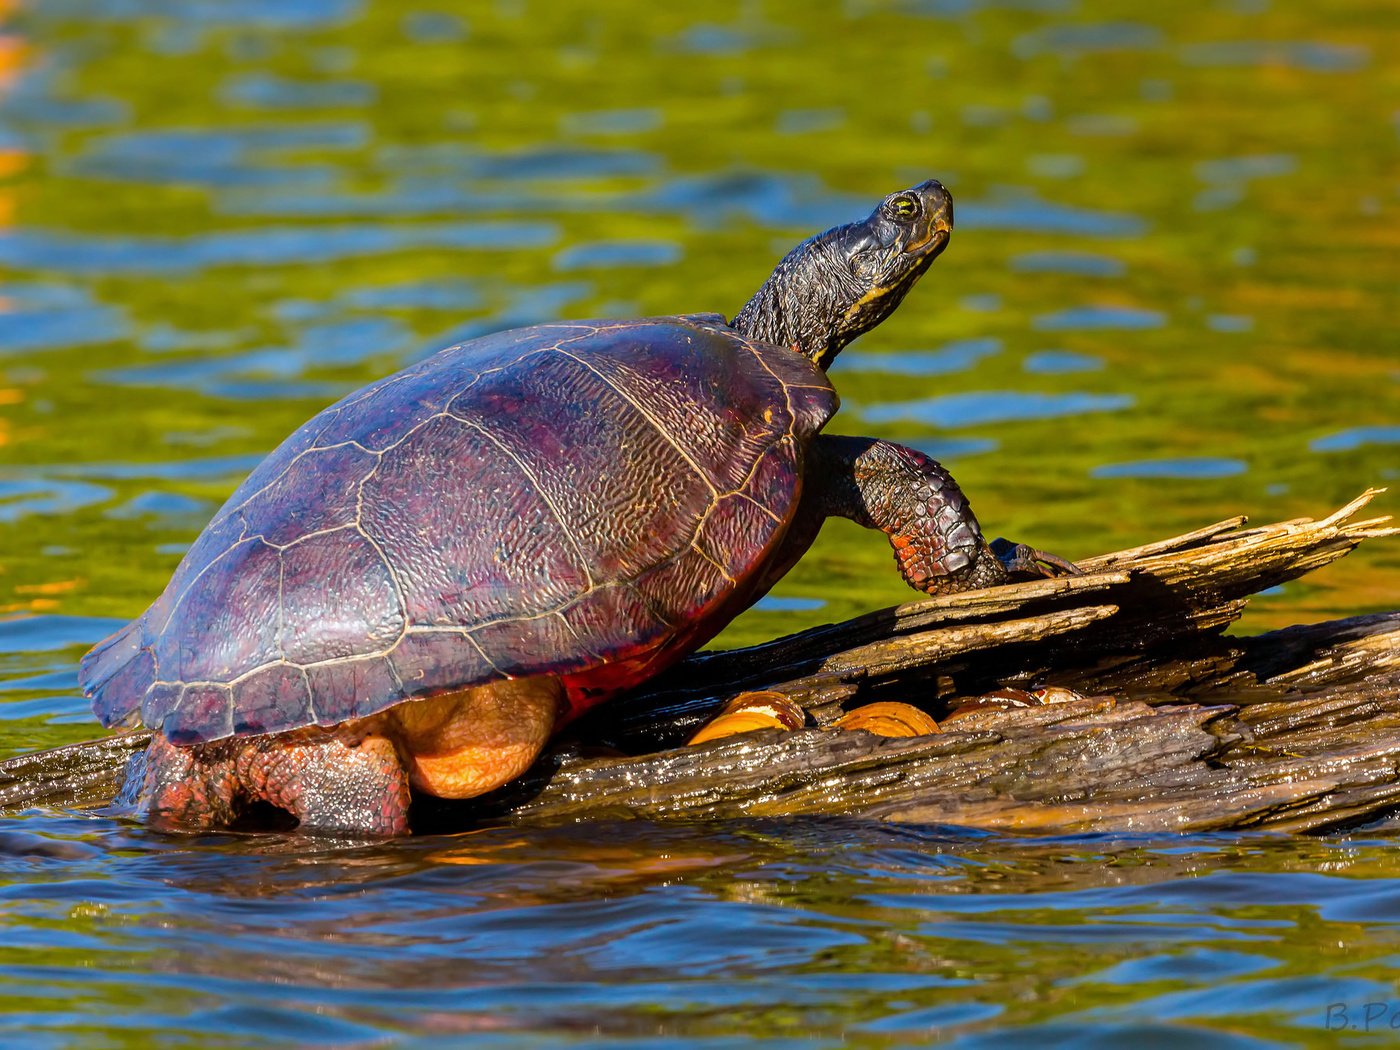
[[131, 731, 412, 836], [131, 734, 240, 832], [236, 732, 412, 836]]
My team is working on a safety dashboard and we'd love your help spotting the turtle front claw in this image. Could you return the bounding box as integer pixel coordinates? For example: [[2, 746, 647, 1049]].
[[989, 538, 1081, 580]]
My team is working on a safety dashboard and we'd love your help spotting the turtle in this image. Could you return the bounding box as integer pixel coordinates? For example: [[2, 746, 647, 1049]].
[[80, 179, 1075, 835]]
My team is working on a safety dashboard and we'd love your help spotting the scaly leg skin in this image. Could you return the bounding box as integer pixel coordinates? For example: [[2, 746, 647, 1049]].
[[132, 733, 240, 832], [132, 730, 411, 835], [124, 677, 565, 836], [805, 435, 1078, 595], [236, 732, 411, 835]]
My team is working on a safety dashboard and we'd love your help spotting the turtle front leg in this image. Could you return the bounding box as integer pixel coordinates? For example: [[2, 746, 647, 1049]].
[[806, 435, 1077, 595]]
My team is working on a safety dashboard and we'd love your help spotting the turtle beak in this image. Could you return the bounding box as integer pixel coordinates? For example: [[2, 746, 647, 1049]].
[[903, 180, 953, 257]]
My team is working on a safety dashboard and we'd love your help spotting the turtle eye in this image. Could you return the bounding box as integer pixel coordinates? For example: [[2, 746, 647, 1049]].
[[884, 194, 922, 222]]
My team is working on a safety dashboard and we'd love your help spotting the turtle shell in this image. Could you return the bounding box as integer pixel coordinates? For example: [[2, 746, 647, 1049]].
[[80, 315, 836, 744]]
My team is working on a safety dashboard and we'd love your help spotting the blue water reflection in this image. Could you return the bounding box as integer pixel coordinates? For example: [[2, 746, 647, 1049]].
[[37, 0, 362, 27], [864, 391, 1134, 428], [553, 240, 682, 271], [0, 222, 560, 273], [1034, 306, 1165, 331], [836, 338, 1001, 376], [1310, 427, 1400, 453], [959, 195, 1145, 237], [1011, 252, 1126, 277], [220, 73, 377, 109], [1023, 350, 1103, 373], [0, 479, 112, 522], [1093, 458, 1248, 480], [76, 125, 361, 186], [1180, 41, 1368, 71], [0, 284, 127, 354]]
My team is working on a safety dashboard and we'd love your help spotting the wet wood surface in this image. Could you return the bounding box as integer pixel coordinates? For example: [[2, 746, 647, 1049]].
[[3, 490, 1397, 835]]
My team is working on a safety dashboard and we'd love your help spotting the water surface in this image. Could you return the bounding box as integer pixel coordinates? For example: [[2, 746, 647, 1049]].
[[1, 1, 1398, 1044]]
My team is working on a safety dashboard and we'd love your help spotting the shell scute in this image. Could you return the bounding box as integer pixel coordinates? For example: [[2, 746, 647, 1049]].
[[233, 665, 310, 737], [154, 538, 283, 683], [279, 530, 403, 662], [91, 647, 157, 729], [564, 320, 807, 494], [698, 494, 784, 580], [387, 632, 495, 696], [553, 584, 660, 664], [449, 349, 714, 582], [143, 682, 183, 727], [141, 510, 248, 642], [168, 685, 234, 745], [239, 443, 376, 547], [467, 610, 597, 679], [302, 354, 471, 453], [746, 438, 803, 516], [631, 547, 726, 619], [359, 413, 590, 626], [306, 657, 401, 725]]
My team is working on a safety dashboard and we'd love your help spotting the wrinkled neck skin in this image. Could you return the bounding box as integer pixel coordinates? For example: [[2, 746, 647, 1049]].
[[732, 230, 863, 371]]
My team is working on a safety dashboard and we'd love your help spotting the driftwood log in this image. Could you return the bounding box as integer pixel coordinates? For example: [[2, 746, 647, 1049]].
[[2, 490, 1396, 835]]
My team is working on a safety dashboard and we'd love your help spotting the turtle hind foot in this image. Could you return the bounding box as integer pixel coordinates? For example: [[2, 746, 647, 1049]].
[[133, 731, 412, 836], [131, 734, 240, 832], [988, 538, 1081, 580], [237, 732, 412, 836]]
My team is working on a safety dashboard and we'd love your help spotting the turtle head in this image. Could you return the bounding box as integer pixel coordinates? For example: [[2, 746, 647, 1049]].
[[732, 180, 953, 370]]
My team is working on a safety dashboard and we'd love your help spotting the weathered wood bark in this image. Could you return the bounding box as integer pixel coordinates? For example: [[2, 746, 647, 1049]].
[[3, 490, 1396, 834]]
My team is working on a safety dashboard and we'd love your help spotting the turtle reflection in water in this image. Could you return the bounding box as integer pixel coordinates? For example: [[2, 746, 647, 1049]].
[[82, 180, 1076, 836]]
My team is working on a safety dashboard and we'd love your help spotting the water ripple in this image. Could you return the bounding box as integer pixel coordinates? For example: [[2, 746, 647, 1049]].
[[1023, 350, 1104, 373], [1092, 458, 1248, 479], [0, 479, 112, 523], [863, 391, 1134, 428], [1034, 305, 1165, 330], [0, 284, 127, 355], [835, 338, 1002, 376], [1310, 426, 1400, 452], [0, 222, 559, 274], [35, 0, 362, 27]]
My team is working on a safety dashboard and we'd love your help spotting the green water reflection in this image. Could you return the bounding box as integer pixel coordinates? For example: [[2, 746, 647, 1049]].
[[1, 0, 1398, 1044]]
